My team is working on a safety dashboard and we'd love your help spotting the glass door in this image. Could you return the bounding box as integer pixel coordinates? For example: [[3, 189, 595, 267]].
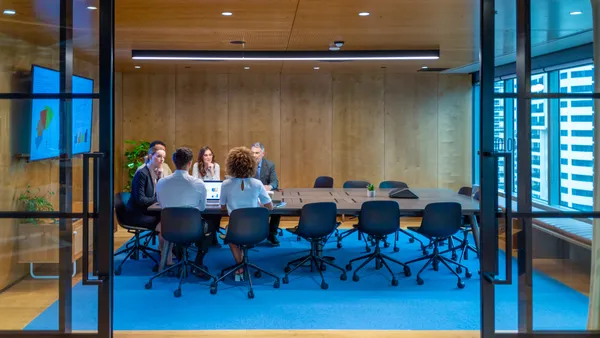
[[0, 0, 114, 336], [479, 0, 600, 337]]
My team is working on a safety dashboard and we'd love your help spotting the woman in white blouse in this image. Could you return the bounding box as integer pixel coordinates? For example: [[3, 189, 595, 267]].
[[220, 147, 273, 280], [192, 146, 220, 181]]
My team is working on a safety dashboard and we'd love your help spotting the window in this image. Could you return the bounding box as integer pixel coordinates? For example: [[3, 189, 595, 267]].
[[494, 80, 505, 192], [559, 64, 594, 211], [561, 115, 568, 121]]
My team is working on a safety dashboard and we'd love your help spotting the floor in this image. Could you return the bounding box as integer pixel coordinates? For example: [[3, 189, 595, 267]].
[[0, 217, 588, 337]]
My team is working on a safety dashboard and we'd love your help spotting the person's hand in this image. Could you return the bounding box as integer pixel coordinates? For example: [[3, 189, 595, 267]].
[[156, 166, 164, 178], [264, 185, 272, 191], [207, 162, 215, 173]]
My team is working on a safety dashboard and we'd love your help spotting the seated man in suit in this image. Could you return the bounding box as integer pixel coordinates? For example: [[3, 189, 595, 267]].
[[250, 142, 280, 246], [137, 140, 173, 176], [155, 147, 211, 280]]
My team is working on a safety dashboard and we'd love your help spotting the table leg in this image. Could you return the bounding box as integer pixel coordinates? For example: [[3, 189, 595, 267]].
[[469, 215, 480, 254]]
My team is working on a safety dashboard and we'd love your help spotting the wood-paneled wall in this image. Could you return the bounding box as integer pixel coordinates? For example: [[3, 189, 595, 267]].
[[119, 71, 472, 190]]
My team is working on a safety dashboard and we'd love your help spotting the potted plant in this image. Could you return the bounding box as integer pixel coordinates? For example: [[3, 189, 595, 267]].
[[123, 139, 150, 191], [367, 184, 376, 197]]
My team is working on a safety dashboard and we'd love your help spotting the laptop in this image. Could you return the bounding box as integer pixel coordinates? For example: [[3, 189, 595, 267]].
[[204, 181, 222, 205]]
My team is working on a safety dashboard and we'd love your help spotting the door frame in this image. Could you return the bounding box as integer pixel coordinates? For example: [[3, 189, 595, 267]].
[[0, 0, 115, 336]]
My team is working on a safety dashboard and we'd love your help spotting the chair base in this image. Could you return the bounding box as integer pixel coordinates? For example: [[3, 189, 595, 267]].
[[282, 239, 347, 289], [404, 241, 472, 289], [346, 238, 411, 286], [211, 247, 280, 299], [144, 249, 216, 298], [114, 231, 160, 275]]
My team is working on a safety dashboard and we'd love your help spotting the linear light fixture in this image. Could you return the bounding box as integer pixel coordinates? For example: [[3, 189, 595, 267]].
[[131, 50, 440, 61]]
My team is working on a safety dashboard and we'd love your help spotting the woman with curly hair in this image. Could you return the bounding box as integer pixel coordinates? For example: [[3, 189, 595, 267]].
[[220, 146, 273, 280]]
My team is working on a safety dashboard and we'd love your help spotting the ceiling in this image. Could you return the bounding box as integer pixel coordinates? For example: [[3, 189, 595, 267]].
[[0, 0, 593, 73]]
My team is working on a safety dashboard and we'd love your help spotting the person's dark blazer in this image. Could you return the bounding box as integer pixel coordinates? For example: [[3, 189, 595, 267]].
[[127, 165, 158, 216], [257, 158, 279, 190]]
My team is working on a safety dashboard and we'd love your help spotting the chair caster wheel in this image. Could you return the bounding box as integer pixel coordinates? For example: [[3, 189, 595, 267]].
[[391, 279, 399, 286], [321, 281, 329, 290], [340, 273, 347, 281], [409, 238, 415, 243], [273, 280, 280, 289], [404, 266, 411, 277], [384, 242, 390, 248], [457, 280, 465, 289], [296, 236, 301, 241], [284, 266, 291, 273], [144, 282, 152, 289], [248, 291, 255, 299], [210, 284, 217, 295], [393, 247, 399, 252], [352, 274, 360, 282], [282, 276, 289, 284], [465, 270, 472, 279], [456, 267, 463, 274], [451, 254, 458, 261], [346, 264, 352, 271], [174, 289, 181, 298], [115, 267, 122, 276], [423, 250, 429, 256], [417, 277, 424, 285], [254, 271, 262, 278], [365, 247, 372, 253], [337, 243, 342, 249], [433, 263, 439, 271]]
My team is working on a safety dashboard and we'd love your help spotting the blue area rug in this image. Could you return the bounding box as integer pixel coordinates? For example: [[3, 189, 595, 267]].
[[25, 231, 588, 330]]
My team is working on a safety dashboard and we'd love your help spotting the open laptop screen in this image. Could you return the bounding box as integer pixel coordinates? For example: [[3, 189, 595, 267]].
[[205, 181, 222, 201]]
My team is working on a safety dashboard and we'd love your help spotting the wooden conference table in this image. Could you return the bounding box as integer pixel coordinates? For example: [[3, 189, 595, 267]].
[[149, 188, 481, 272]]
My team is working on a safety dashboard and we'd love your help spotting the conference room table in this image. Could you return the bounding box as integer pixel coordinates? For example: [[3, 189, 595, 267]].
[[149, 188, 480, 272]]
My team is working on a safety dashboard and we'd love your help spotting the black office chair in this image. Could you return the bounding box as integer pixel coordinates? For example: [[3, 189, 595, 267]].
[[144, 208, 216, 297], [345, 201, 411, 286], [336, 180, 372, 250], [313, 176, 334, 188], [211, 208, 280, 299], [113, 192, 160, 275], [379, 181, 408, 189], [455, 186, 478, 262], [343, 180, 371, 189], [283, 203, 347, 289], [404, 202, 472, 288]]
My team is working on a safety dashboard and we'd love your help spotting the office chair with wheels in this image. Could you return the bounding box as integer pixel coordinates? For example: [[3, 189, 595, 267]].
[[113, 192, 160, 275], [211, 208, 280, 299], [283, 202, 347, 289], [404, 202, 472, 288], [336, 180, 372, 252], [144, 208, 216, 298], [313, 176, 334, 188], [379, 181, 408, 189], [345, 201, 411, 286]]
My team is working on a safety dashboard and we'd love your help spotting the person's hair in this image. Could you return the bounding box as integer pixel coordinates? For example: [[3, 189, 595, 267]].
[[146, 144, 166, 163], [225, 147, 257, 178], [196, 146, 215, 178], [149, 140, 166, 148], [250, 142, 265, 152], [173, 147, 194, 170]]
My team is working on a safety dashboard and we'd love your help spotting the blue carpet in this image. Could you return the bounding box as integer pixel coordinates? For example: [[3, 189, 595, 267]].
[[25, 231, 588, 330]]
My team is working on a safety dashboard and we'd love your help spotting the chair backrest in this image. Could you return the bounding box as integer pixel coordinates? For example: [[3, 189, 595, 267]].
[[297, 202, 338, 238], [343, 180, 371, 189], [226, 207, 270, 246], [458, 186, 472, 197], [313, 176, 334, 188], [357, 201, 400, 237], [114, 192, 131, 226], [419, 202, 463, 238], [160, 208, 205, 244], [379, 181, 408, 189]]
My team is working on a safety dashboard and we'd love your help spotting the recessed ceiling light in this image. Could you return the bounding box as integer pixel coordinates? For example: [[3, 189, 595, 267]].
[[244, 66, 250, 70], [358, 12, 370, 16], [87, 6, 97, 10], [421, 66, 428, 69], [222, 12, 233, 16], [570, 11, 582, 15], [135, 65, 141, 69], [3, 9, 16, 15], [313, 66, 320, 70], [329, 46, 341, 51]]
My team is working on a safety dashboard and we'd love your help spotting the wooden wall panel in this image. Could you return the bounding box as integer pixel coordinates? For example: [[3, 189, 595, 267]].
[[280, 74, 332, 188], [228, 74, 281, 171], [332, 73, 385, 187], [384, 74, 439, 188], [122, 73, 176, 168], [437, 75, 472, 191], [174, 73, 229, 176]]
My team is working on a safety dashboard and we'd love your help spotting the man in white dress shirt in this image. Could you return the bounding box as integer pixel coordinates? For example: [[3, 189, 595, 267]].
[[156, 147, 211, 280]]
